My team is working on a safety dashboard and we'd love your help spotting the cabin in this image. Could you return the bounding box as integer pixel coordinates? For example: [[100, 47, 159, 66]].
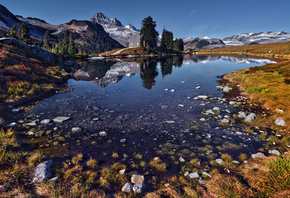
[[128, 35, 140, 48]]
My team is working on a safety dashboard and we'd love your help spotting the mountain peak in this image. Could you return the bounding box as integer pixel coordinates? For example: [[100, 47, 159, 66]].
[[125, 24, 138, 31], [90, 12, 123, 28]]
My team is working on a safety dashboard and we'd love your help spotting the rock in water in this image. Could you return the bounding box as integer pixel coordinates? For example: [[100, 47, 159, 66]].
[[33, 160, 53, 183], [53, 116, 71, 123]]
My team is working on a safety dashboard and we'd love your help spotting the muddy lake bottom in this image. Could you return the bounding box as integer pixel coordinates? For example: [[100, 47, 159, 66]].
[[4, 55, 275, 174]]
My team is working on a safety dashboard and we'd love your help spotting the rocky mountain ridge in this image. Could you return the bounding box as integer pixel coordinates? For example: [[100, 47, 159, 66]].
[[223, 31, 290, 46], [183, 36, 225, 50], [0, 4, 123, 54], [90, 12, 139, 47]]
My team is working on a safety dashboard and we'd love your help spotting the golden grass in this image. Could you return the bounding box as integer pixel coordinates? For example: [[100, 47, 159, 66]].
[[224, 61, 290, 132]]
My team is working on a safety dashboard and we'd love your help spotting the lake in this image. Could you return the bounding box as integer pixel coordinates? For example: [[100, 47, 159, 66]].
[[25, 55, 275, 169]]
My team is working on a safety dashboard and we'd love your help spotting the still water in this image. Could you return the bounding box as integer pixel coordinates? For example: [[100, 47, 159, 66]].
[[27, 55, 274, 166]]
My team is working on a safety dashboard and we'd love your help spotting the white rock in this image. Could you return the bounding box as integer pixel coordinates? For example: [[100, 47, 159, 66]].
[[202, 171, 211, 178], [7, 122, 17, 127], [49, 177, 58, 182], [196, 86, 201, 89], [216, 159, 223, 164], [221, 119, 230, 124], [166, 121, 175, 124], [216, 86, 223, 90], [229, 101, 236, 105], [199, 179, 206, 185], [233, 161, 240, 164], [184, 172, 189, 177], [53, 116, 70, 123], [164, 89, 168, 91], [213, 107, 220, 111], [179, 157, 185, 162], [121, 182, 132, 193], [33, 160, 53, 183], [131, 175, 144, 184], [178, 104, 184, 108], [205, 109, 215, 115], [99, 131, 107, 136], [275, 118, 285, 126], [165, 183, 170, 187], [269, 150, 281, 156], [72, 127, 82, 133], [40, 119, 51, 124], [133, 183, 145, 193], [170, 89, 175, 92], [276, 109, 284, 113], [12, 109, 20, 113], [236, 132, 243, 135], [119, 169, 126, 175], [245, 113, 257, 123], [238, 111, 247, 119], [120, 138, 126, 143], [251, 152, 266, 158], [223, 86, 232, 93], [200, 118, 206, 122], [181, 81, 186, 84], [189, 172, 199, 179], [197, 95, 208, 100]]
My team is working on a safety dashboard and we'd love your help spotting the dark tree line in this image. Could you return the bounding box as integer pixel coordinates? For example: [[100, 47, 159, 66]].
[[140, 16, 184, 53]]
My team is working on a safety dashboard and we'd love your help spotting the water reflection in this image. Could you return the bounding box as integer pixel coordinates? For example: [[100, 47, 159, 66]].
[[73, 55, 275, 89]]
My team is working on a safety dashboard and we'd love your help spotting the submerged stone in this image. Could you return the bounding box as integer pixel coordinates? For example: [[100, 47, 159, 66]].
[[53, 116, 71, 123]]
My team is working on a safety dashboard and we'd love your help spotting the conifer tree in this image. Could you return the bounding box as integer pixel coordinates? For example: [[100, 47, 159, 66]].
[[7, 24, 17, 39], [140, 16, 159, 49], [43, 30, 51, 51], [174, 38, 184, 52], [18, 23, 30, 44], [161, 28, 174, 51], [68, 33, 77, 56]]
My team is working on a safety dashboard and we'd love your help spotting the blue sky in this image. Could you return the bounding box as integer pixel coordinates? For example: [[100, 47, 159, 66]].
[[1, 0, 290, 39]]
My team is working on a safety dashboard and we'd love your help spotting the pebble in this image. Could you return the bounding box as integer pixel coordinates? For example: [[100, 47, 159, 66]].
[[99, 131, 107, 136]]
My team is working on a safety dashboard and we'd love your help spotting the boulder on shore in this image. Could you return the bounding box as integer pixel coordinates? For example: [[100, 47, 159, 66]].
[[32, 160, 53, 183]]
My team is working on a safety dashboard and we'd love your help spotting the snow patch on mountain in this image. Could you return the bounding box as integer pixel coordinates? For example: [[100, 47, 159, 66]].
[[90, 12, 139, 47], [223, 31, 290, 46]]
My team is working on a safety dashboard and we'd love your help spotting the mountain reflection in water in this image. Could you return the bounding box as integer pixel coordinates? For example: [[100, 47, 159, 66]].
[[73, 55, 275, 89]]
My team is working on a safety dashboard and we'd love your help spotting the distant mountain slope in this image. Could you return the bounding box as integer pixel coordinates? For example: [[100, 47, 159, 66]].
[[0, 4, 18, 29], [223, 31, 290, 46], [183, 36, 225, 50], [0, 4, 122, 54], [90, 12, 139, 47]]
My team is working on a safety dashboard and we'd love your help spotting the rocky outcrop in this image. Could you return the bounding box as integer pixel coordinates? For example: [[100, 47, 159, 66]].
[[0, 38, 61, 64]]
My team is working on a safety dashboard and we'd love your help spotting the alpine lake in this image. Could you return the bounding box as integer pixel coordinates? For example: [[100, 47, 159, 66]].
[[8, 55, 277, 174]]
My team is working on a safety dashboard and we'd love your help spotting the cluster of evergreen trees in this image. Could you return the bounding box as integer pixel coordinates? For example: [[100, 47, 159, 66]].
[[51, 31, 77, 57], [7, 23, 31, 44], [140, 16, 184, 53]]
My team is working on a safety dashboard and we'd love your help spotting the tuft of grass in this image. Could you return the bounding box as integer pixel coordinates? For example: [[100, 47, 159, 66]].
[[135, 153, 143, 159], [86, 157, 98, 169], [207, 174, 253, 198], [149, 158, 167, 172], [72, 153, 83, 165], [27, 151, 44, 168]]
